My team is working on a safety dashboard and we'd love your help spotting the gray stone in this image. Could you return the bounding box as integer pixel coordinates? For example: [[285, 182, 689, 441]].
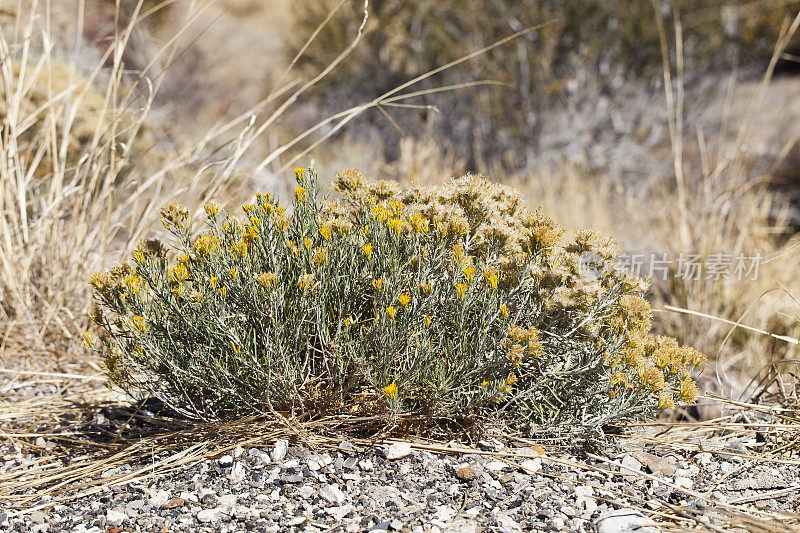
[[495, 512, 522, 532], [106, 509, 127, 527], [229, 462, 246, 483], [386, 442, 412, 460], [197, 507, 223, 523], [320, 484, 346, 505], [595, 509, 657, 533], [519, 459, 541, 473], [271, 439, 288, 462], [147, 490, 170, 509]]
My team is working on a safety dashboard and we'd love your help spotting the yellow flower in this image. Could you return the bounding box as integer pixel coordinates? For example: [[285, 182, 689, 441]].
[[242, 203, 256, 215], [244, 223, 259, 243], [288, 241, 300, 256], [236, 240, 249, 257], [303, 237, 313, 250], [480, 379, 490, 388], [133, 251, 145, 264], [423, 315, 432, 327], [657, 392, 675, 410], [254, 271, 278, 288], [639, 365, 666, 392], [313, 247, 328, 266], [294, 167, 305, 181], [362, 243, 373, 259], [122, 274, 142, 295], [486, 273, 499, 290], [409, 213, 429, 234], [219, 286, 227, 297], [372, 205, 389, 223], [462, 265, 476, 282], [319, 224, 332, 241], [678, 377, 699, 403], [452, 244, 465, 262], [131, 316, 147, 332], [204, 201, 221, 219], [228, 267, 238, 278], [500, 304, 509, 320], [210, 276, 218, 289], [160, 201, 189, 231], [170, 264, 188, 282], [382, 382, 398, 400], [194, 233, 221, 255], [397, 293, 411, 308], [386, 305, 397, 319], [231, 342, 241, 354], [342, 317, 353, 328], [80, 330, 93, 348], [373, 278, 384, 292], [387, 218, 403, 234], [295, 186, 307, 202], [298, 273, 315, 293], [455, 283, 467, 298]]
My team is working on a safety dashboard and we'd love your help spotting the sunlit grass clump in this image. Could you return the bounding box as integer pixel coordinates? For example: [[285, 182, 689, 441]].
[[88, 169, 705, 434]]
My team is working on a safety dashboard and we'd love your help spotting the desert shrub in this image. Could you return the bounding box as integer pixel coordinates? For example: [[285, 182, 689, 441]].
[[89, 169, 705, 435], [288, 0, 798, 166]]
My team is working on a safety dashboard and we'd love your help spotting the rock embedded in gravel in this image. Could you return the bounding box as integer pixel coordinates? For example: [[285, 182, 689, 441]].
[[229, 461, 246, 483], [163, 497, 185, 509], [455, 463, 482, 481], [106, 509, 127, 527], [519, 458, 542, 473], [196, 507, 222, 523], [147, 489, 170, 508], [595, 508, 657, 533], [320, 484, 346, 505], [271, 439, 288, 462], [386, 442, 412, 460]]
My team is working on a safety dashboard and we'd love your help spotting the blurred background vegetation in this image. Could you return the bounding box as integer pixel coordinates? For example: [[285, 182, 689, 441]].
[[290, 0, 800, 169], [4, 0, 800, 407]]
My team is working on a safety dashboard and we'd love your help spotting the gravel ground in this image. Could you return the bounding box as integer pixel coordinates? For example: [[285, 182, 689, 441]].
[[3, 432, 800, 532], [2, 369, 800, 532]]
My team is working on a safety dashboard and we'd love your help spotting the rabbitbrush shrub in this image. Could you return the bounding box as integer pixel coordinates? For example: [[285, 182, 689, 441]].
[[88, 169, 705, 434]]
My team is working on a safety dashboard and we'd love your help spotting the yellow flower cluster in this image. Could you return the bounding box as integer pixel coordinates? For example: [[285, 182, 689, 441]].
[[131, 315, 147, 333], [254, 271, 278, 288], [455, 283, 467, 298], [502, 324, 543, 368], [194, 233, 221, 256], [160, 201, 190, 231], [203, 201, 221, 219], [170, 264, 188, 282], [382, 381, 398, 400]]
